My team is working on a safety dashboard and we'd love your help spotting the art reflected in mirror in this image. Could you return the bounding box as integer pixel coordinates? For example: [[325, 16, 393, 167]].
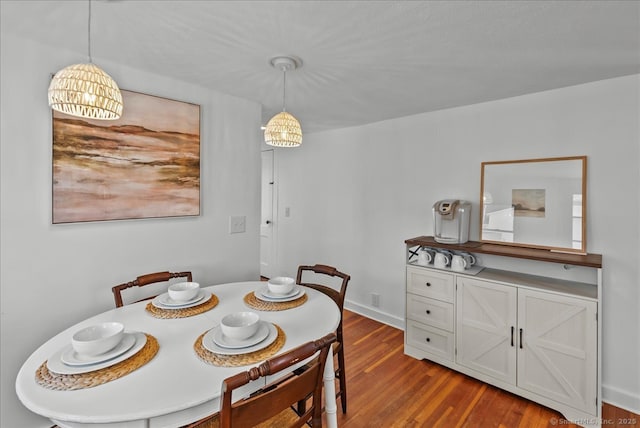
[[512, 189, 545, 218], [480, 156, 586, 253]]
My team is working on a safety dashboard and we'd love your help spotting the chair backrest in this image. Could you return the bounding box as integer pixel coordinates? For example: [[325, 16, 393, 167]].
[[296, 264, 350, 312], [112, 271, 193, 307], [219, 333, 337, 428]]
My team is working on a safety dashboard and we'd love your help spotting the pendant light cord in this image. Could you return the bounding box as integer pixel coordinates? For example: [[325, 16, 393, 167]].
[[282, 69, 287, 112], [88, 0, 93, 63]]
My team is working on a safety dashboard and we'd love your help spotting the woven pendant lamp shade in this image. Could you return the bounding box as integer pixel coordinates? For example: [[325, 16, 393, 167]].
[[264, 111, 302, 147], [48, 63, 123, 120]]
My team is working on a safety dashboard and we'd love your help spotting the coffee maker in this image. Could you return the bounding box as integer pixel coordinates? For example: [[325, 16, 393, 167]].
[[433, 200, 471, 244]]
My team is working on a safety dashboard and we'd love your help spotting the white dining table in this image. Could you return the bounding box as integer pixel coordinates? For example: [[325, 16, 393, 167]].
[[15, 281, 341, 428]]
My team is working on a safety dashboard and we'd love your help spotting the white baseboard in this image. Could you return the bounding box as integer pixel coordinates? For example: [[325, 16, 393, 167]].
[[344, 299, 405, 331], [603, 384, 640, 415]]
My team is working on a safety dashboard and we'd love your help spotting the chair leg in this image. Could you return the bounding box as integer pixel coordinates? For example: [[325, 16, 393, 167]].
[[336, 347, 347, 413], [297, 344, 348, 414]]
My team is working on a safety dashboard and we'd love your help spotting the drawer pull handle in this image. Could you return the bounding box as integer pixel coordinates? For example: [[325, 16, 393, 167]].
[[426, 310, 431, 315], [425, 337, 431, 342], [519, 328, 523, 349], [425, 282, 431, 287], [511, 326, 514, 347]]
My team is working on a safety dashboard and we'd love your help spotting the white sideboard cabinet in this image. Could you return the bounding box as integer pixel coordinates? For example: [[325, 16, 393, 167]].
[[405, 236, 603, 428]]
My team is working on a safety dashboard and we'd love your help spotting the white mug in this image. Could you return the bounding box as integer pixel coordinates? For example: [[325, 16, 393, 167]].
[[438, 250, 454, 259], [451, 255, 467, 271], [417, 249, 432, 266], [434, 252, 450, 269], [460, 252, 476, 267]]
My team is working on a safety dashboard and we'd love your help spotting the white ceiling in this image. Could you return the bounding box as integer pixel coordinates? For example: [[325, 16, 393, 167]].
[[2, 0, 639, 134]]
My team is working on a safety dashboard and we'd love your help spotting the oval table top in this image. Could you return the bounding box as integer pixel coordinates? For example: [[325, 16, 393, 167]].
[[16, 281, 340, 428]]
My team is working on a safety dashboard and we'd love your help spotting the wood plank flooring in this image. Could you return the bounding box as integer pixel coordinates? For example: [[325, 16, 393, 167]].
[[332, 310, 639, 428]]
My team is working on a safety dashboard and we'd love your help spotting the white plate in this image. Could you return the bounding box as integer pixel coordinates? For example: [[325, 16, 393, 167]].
[[212, 321, 270, 349], [61, 332, 136, 366], [47, 332, 147, 375], [253, 287, 305, 302], [152, 290, 209, 309], [203, 322, 277, 356], [260, 284, 301, 300], [154, 290, 206, 307]]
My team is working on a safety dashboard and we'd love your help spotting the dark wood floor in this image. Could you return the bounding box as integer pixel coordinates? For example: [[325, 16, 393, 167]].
[[332, 310, 639, 428]]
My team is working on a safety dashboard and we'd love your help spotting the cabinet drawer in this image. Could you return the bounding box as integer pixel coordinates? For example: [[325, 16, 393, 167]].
[[406, 320, 454, 361], [407, 294, 454, 332], [406, 266, 455, 303]]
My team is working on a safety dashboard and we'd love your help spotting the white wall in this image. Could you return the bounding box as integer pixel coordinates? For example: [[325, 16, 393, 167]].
[[0, 34, 262, 427], [273, 75, 640, 413]]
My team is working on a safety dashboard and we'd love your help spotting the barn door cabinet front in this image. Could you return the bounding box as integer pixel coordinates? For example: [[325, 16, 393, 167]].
[[456, 277, 597, 415], [516, 288, 597, 414]]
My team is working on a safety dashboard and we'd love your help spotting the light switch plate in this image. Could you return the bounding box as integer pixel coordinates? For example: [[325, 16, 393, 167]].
[[229, 216, 246, 234]]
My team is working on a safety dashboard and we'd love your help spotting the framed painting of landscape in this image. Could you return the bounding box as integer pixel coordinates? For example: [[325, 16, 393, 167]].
[[52, 90, 200, 224]]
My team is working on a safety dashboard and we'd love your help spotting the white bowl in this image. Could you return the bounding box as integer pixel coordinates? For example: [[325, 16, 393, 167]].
[[220, 312, 260, 340], [168, 282, 200, 302], [71, 322, 125, 356], [267, 277, 295, 295]]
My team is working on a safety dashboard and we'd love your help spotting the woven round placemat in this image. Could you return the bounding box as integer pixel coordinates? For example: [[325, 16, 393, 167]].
[[35, 334, 159, 391], [145, 293, 219, 319], [243, 292, 307, 311], [194, 324, 286, 367]]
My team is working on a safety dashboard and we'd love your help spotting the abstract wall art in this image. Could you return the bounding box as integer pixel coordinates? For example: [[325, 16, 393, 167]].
[[52, 89, 200, 223]]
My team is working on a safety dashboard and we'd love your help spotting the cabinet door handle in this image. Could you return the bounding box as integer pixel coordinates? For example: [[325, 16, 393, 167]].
[[519, 328, 523, 349], [425, 337, 431, 342], [425, 282, 431, 287], [511, 326, 514, 347], [426, 310, 431, 315]]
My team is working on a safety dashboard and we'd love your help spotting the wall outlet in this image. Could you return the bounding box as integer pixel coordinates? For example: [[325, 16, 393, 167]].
[[371, 293, 380, 308], [229, 216, 246, 234]]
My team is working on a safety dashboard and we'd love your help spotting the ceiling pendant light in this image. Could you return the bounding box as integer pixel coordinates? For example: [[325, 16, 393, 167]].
[[48, 0, 123, 120], [264, 56, 302, 147]]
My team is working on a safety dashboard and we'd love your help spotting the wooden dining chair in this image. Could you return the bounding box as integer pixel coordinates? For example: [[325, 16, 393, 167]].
[[186, 332, 337, 428], [112, 271, 192, 308], [296, 264, 351, 413]]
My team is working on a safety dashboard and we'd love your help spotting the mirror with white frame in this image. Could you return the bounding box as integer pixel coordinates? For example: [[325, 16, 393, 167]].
[[480, 156, 587, 253]]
